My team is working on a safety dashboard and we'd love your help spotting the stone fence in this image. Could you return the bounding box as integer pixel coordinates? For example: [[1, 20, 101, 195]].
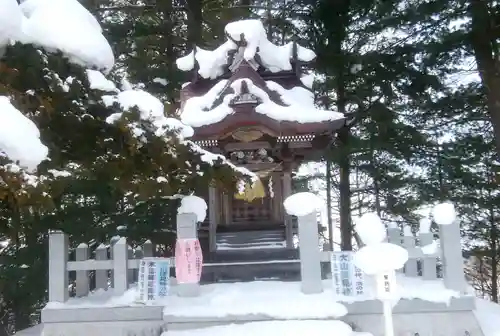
[[48, 209, 467, 303]]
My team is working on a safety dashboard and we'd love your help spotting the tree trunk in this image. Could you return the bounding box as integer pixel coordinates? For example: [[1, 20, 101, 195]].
[[338, 128, 352, 250], [186, 0, 203, 45], [469, 0, 500, 157], [326, 155, 334, 250], [489, 206, 498, 302]]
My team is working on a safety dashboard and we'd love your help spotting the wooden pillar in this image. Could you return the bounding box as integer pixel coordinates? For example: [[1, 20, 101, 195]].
[[272, 172, 282, 221], [222, 193, 231, 225], [208, 186, 218, 252], [282, 171, 293, 248]]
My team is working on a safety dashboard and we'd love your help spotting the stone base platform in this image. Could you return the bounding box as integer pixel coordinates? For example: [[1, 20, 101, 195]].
[[38, 297, 484, 336]]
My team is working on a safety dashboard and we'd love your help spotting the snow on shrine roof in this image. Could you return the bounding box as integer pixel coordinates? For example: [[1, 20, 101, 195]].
[[176, 19, 316, 79], [180, 78, 344, 128]]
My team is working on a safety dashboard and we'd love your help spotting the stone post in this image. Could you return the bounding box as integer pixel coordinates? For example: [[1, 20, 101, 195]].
[[175, 212, 202, 297], [113, 237, 129, 295], [440, 220, 467, 293], [419, 231, 438, 280], [296, 212, 323, 294], [48, 231, 69, 303]]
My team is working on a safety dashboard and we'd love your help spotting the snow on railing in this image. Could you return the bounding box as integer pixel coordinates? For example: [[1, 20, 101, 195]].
[[47, 197, 467, 302], [319, 217, 465, 291], [48, 232, 155, 302]]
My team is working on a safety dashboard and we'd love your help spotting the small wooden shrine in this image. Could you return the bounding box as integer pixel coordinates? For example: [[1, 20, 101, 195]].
[[176, 19, 347, 274]]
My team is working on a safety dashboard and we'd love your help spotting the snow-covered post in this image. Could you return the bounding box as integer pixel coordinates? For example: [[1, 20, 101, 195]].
[[354, 213, 409, 336], [175, 196, 206, 297], [432, 202, 466, 293], [402, 226, 418, 277], [284, 192, 323, 294], [418, 217, 438, 280]]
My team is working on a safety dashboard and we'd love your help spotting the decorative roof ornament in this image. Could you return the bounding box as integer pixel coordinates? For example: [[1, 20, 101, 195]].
[[176, 19, 316, 79]]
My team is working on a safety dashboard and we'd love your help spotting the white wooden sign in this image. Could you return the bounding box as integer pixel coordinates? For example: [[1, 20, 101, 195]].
[[375, 270, 396, 300], [138, 257, 170, 302], [331, 251, 365, 297]]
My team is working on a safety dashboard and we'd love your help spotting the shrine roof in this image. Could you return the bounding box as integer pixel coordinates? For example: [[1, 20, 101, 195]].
[[176, 19, 346, 139], [176, 19, 316, 79], [179, 75, 344, 137]]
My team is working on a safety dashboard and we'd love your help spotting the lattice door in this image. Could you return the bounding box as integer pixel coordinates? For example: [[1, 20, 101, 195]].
[[231, 196, 272, 224]]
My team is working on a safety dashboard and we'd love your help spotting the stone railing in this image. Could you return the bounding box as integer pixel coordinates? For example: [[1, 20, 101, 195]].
[[47, 202, 467, 303]]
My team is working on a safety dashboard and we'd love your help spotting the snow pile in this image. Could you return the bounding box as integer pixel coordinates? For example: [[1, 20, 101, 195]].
[[0, 96, 48, 171], [17, 0, 114, 73], [178, 195, 207, 222], [99, 77, 254, 180], [103, 89, 194, 140], [181, 78, 343, 127], [181, 80, 231, 127], [354, 243, 409, 274], [163, 320, 361, 336], [419, 217, 432, 233], [283, 192, 323, 217], [86, 70, 117, 92], [45, 275, 463, 310], [474, 299, 500, 336], [176, 19, 316, 78], [354, 212, 387, 245], [353, 212, 409, 274], [432, 201, 456, 225], [0, 0, 23, 47]]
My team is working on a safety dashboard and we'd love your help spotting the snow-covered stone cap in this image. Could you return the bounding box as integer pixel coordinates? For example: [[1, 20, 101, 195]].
[[176, 19, 316, 79], [178, 195, 207, 223], [283, 192, 323, 217], [432, 201, 456, 226], [355, 212, 386, 245], [354, 242, 409, 275]]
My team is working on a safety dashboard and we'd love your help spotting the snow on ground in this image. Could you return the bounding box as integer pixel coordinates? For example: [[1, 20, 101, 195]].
[[44, 274, 463, 315], [0, 97, 48, 171], [162, 320, 364, 336], [474, 299, 500, 336]]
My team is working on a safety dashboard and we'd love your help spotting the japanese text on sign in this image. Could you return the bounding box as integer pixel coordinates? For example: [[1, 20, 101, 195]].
[[331, 251, 365, 297], [375, 270, 396, 300], [138, 258, 170, 302], [175, 238, 203, 284]]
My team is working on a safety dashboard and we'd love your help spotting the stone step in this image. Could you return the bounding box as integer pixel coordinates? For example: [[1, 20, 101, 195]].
[[211, 248, 300, 262], [200, 260, 302, 283], [217, 230, 284, 238], [216, 230, 286, 250]]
